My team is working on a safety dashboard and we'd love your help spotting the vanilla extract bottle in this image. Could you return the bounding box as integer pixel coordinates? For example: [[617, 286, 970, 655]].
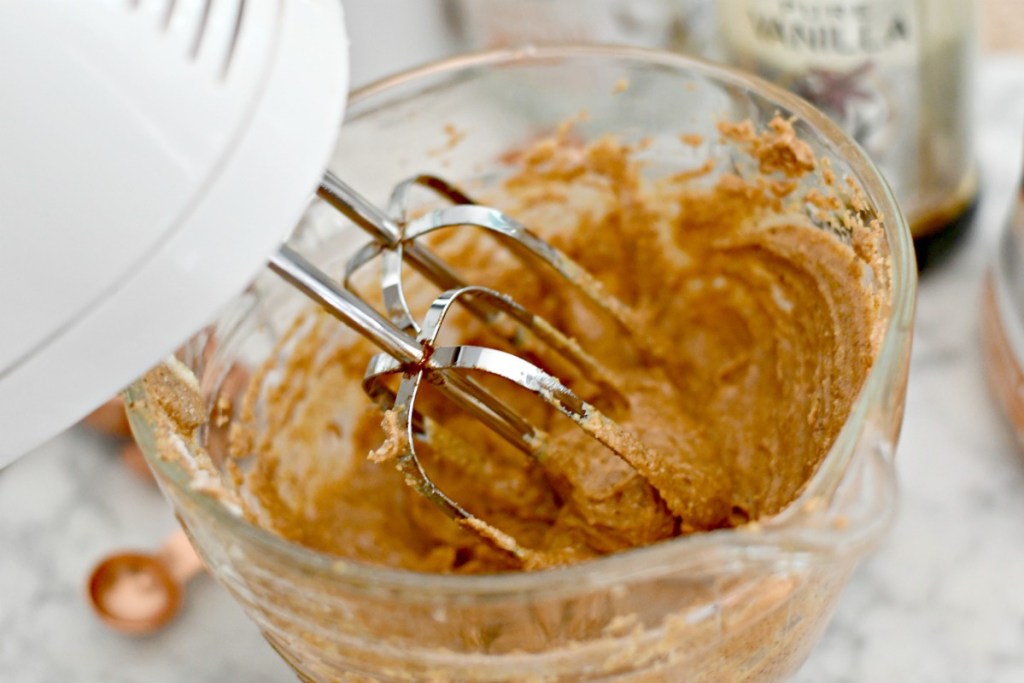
[[706, 0, 978, 268]]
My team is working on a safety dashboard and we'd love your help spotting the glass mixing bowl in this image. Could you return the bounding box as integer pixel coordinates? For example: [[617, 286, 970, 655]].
[[125, 46, 915, 682]]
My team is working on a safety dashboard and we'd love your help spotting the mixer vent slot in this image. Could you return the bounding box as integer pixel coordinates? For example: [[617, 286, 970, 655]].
[[162, 0, 177, 30], [126, 0, 247, 81], [220, 0, 245, 79], [190, 0, 213, 59]]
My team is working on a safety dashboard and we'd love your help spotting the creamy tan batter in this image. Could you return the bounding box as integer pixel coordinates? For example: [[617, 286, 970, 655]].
[[223, 117, 885, 575]]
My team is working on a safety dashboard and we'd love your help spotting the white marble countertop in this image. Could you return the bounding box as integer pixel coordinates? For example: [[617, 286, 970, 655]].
[[2, 54, 1024, 682]]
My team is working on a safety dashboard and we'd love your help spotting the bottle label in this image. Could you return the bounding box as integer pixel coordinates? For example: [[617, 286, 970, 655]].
[[729, 0, 917, 68]]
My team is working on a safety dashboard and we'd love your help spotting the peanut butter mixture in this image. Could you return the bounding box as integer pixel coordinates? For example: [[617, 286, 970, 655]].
[[224, 117, 886, 574]]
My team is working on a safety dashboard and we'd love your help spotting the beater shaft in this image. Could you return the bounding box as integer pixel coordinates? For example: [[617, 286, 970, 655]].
[[268, 245, 543, 453]]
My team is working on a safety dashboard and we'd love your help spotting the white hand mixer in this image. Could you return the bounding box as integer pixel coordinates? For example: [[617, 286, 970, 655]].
[[0, 0, 347, 462], [0, 0, 667, 557]]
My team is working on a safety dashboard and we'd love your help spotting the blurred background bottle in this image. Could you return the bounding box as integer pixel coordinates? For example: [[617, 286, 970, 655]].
[[983, 130, 1024, 445], [444, 0, 979, 268], [445, 0, 701, 53], [700, 1, 978, 268]]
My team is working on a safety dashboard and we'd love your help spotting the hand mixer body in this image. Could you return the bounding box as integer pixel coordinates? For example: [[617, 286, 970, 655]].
[[0, 0, 349, 465]]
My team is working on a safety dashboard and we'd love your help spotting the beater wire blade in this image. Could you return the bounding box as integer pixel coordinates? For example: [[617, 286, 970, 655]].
[[270, 174, 671, 561]]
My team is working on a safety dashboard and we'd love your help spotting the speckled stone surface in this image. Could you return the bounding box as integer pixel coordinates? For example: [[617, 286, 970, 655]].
[[2, 16, 1023, 683]]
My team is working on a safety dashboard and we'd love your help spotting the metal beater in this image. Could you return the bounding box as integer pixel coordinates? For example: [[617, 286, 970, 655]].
[[269, 171, 649, 560]]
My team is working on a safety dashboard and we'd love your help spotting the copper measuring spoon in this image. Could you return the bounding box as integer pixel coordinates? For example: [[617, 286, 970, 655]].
[[87, 529, 204, 635]]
